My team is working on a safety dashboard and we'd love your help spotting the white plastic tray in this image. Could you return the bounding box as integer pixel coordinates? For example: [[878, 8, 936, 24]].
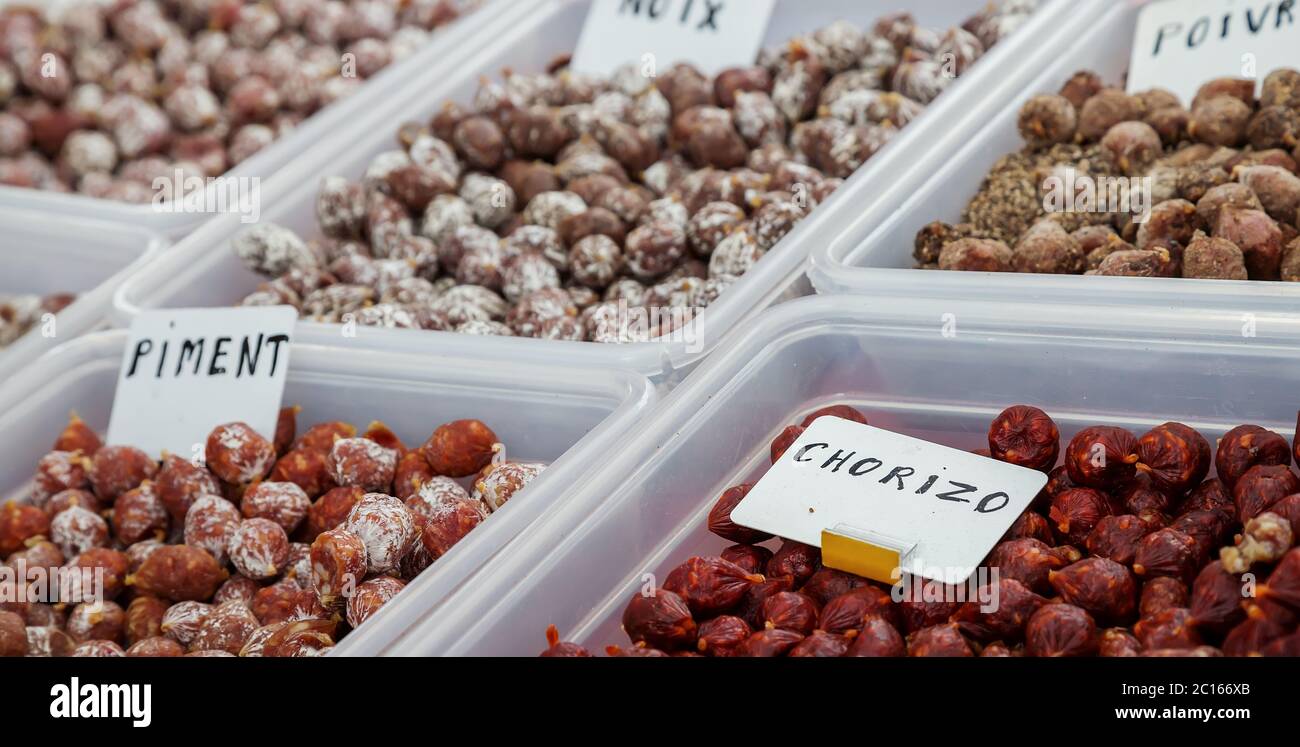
[[808, 0, 1300, 313], [0, 329, 656, 656], [0, 208, 167, 382], [0, 0, 525, 239], [389, 294, 1300, 655], [111, 0, 1096, 384]]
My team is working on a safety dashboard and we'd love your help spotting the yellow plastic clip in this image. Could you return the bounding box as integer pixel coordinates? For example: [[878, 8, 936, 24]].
[[820, 524, 915, 585]]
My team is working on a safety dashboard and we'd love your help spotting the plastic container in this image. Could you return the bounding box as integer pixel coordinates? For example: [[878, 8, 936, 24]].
[[809, 0, 1300, 313], [112, 0, 1096, 385], [388, 294, 1300, 655], [0, 329, 656, 656], [0, 0, 525, 239], [0, 208, 167, 382]]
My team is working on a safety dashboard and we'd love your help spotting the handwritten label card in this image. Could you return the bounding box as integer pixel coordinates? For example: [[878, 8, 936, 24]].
[[571, 0, 777, 77], [1128, 0, 1300, 103], [731, 417, 1047, 584], [106, 307, 296, 458]]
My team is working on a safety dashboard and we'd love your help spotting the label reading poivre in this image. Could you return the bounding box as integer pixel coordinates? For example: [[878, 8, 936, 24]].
[[730, 417, 1048, 585], [106, 307, 296, 458], [570, 0, 777, 77], [1128, 0, 1300, 103]]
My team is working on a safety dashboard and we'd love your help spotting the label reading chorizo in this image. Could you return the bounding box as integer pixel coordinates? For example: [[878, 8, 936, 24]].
[[570, 0, 777, 77], [1127, 0, 1300, 103], [730, 417, 1047, 585], [107, 307, 296, 458]]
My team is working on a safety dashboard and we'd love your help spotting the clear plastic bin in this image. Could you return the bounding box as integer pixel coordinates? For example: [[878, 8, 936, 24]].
[[0, 208, 167, 382], [112, 0, 1095, 384], [0, 0, 524, 239], [0, 329, 656, 656], [390, 294, 1300, 655], [808, 0, 1300, 313]]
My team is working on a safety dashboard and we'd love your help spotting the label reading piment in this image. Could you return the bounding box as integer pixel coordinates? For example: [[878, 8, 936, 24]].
[[730, 417, 1048, 585], [106, 307, 296, 458], [1128, 0, 1300, 103], [570, 0, 777, 78]]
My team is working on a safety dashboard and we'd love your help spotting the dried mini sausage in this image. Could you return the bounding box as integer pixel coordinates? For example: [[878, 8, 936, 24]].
[[310, 527, 367, 610], [1025, 603, 1096, 657], [663, 556, 763, 616], [1189, 561, 1246, 632], [908, 623, 973, 657], [1133, 528, 1200, 583], [1099, 627, 1142, 657], [130, 544, 227, 601], [345, 576, 405, 628], [788, 630, 850, 657], [951, 578, 1046, 641], [1049, 487, 1112, 545], [540, 625, 593, 657], [845, 616, 906, 657], [1064, 426, 1138, 489], [205, 422, 276, 485], [621, 587, 696, 651], [734, 627, 803, 657], [1135, 422, 1211, 494], [160, 601, 211, 647], [1139, 576, 1189, 619], [706, 484, 771, 544], [188, 599, 259, 655], [302, 485, 364, 540], [125, 636, 184, 657], [988, 405, 1060, 472], [1215, 424, 1290, 489], [0, 501, 50, 556], [987, 538, 1076, 594], [695, 615, 750, 656], [228, 518, 290, 580], [1232, 463, 1299, 522], [420, 419, 500, 477], [66, 601, 125, 644], [88, 445, 157, 502], [800, 568, 868, 606], [154, 454, 221, 522], [329, 437, 397, 493], [1134, 607, 1200, 650], [760, 591, 820, 635], [183, 494, 240, 565], [344, 493, 417, 574], [124, 596, 168, 645], [1048, 557, 1136, 623], [719, 544, 773, 575], [241, 481, 311, 534], [112, 482, 168, 545], [766, 539, 821, 586]]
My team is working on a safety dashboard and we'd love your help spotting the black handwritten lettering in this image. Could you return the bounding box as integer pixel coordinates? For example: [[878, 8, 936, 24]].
[[879, 466, 914, 490], [266, 334, 290, 376], [238, 334, 264, 378], [1246, 6, 1268, 33], [176, 339, 203, 376], [1153, 22, 1182, 55], [126, 339, 153, 378], [1280, 0, 1295, 28], [699, 0, 722, 30], [976, 492, 1011, 514], [936, 482, 977, 504], [648, 0, 667, 19], [848, 458, 882, 476], [821, 449, 856, 473], [680, 0, 693, 23], [793, 443, 827, 462], [155, 340, 169, 378], [209, 337, 231, 376], [914, 475, 939, 495], [1188, 16, 1210, 48]]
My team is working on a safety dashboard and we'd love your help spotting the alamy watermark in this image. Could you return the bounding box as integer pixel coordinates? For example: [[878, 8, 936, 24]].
[[891, 565, 1001, 613], [1042, 167, 1152, 222], [152, 169, 261, 224]]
